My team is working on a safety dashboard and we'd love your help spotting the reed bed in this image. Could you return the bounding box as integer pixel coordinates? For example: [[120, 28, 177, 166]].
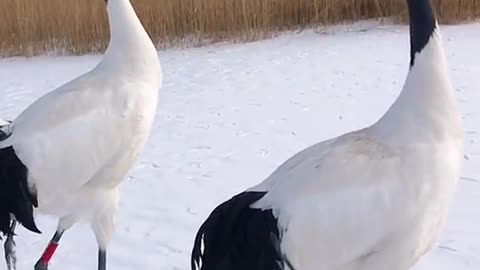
[[0, 0, 478, 57]]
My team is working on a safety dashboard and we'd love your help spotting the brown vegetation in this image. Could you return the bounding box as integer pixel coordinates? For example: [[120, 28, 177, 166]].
[[0, 0, 478, 57]]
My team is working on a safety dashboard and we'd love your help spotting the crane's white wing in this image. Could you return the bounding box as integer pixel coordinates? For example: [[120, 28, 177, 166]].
[[251, 130, 460, 270], [1, 74, 132, 207]]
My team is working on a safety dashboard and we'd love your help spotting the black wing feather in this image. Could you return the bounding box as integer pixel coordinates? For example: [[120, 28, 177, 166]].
[[192, 191, 294, 270]]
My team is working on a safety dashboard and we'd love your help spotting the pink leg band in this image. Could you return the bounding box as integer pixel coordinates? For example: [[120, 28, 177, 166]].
[[40, 242, 59, 264]]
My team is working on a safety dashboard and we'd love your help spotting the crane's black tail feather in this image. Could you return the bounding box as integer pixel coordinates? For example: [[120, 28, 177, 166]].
[[0, 146, 40, 236], [191, 191, 294, 270]]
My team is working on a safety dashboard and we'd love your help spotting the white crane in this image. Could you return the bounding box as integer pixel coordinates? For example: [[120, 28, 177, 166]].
[[191, 0, 463, 269], [0, 0, 161, 269]]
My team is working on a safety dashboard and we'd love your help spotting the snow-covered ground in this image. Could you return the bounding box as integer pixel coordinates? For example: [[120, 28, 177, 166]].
[[0, 21, 479, 270]]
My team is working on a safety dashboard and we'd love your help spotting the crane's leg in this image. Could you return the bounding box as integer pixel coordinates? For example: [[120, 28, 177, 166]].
[[98, 249, 107, 270], [92, 188, 118, 270], [34, 230, 64, 270], [4, 220, 17, 270]]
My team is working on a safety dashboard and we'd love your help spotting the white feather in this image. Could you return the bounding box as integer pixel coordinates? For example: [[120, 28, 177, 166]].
[[0, 118, 10, 126]]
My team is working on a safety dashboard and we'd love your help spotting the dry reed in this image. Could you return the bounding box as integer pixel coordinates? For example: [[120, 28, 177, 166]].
[[0, 0, 478, 57]]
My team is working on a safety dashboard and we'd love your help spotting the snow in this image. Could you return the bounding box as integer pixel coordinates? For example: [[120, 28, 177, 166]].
[[0, 21, 479, 270]]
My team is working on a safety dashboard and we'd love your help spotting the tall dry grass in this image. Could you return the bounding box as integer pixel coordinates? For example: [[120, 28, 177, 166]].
[[0, 0, 479, 57]]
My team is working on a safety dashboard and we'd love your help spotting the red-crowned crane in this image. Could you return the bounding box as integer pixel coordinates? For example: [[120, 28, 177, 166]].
[[0, 0, 161, 269], [191, 0, 463, 269]]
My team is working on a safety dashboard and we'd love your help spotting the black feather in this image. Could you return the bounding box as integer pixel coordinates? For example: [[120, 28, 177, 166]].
[[191, 191, 293, 270], [0, 146, 41, 236], [407, 0, 437, 67]]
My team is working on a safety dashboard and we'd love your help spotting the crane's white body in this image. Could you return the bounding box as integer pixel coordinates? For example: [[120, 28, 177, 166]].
[[251, 32, 462, 270], [0, 0, 161, 248]]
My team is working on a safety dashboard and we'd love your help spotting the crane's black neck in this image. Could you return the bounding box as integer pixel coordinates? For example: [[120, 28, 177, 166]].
[[407, 0, 437, 67]]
